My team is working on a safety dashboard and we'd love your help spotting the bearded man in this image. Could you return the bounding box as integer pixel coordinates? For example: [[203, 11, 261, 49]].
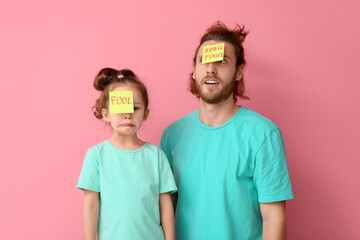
[[160, 21, 294, 240]]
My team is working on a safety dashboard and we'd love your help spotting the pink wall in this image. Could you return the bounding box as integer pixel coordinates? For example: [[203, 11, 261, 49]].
[[1, 0, 359, 239]]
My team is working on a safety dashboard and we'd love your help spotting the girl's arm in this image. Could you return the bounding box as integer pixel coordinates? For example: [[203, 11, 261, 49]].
[[83, 190, 100, 240], [159, 192, 175, 240]]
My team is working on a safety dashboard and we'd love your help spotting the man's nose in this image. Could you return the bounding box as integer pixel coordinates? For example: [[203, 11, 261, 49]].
[[207, 62, 216, 74]]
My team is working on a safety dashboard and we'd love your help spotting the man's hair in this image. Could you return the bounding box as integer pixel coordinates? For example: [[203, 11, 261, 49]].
[[189, 21, 250, 101]]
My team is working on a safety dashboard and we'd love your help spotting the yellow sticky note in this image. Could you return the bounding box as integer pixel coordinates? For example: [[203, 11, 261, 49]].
[[202, 43, 225, 64], [109, 91, 134, 114]]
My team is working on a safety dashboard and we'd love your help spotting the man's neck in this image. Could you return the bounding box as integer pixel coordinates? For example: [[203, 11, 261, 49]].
[[199, 96, 240, 127]]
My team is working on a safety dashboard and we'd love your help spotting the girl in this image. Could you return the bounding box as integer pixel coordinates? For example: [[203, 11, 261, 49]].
[[77, 68, 177, 240]]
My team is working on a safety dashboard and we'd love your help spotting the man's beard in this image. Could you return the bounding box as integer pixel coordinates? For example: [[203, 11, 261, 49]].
[[194, 75, 236, 104]]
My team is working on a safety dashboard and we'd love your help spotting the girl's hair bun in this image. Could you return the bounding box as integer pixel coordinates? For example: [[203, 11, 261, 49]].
[[93, 68, 119, 91], [94, 68, 138, 91], [118, 69, 136, 78]]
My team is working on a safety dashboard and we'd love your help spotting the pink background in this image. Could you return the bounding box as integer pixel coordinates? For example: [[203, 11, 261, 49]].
[[1, 0, 359, 239]]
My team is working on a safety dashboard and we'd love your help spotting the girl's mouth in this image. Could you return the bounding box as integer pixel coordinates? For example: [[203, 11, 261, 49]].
[[119, 124, 135, 127]]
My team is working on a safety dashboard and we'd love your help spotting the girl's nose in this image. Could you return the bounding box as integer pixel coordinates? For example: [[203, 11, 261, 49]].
[[124, 113, 132, 119]]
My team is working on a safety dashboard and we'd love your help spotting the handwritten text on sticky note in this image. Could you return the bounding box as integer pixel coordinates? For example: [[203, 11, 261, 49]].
[[202, 43, 224, 64], [109, 91, 134, 114]]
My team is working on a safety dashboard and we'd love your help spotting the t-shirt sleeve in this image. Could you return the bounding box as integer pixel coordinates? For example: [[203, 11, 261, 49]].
[[77, 148, 100, 192], [158, 149, 177, 194], [160, 128, 173, 169], [253, 129, 294, 203]]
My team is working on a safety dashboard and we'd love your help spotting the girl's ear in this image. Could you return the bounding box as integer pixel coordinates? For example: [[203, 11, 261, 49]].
[[143, 109, 149, 121], [102, 108, 111, 122]]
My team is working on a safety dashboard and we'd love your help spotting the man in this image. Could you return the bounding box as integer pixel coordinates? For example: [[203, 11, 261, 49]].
[[160, 21, 294, 240]]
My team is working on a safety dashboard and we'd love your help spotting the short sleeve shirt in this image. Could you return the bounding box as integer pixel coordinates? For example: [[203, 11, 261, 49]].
[[160, 107, 293, 240], [77, 141, 177, 240]]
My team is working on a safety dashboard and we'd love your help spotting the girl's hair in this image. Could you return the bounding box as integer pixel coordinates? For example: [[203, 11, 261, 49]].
[[92, 68, 149, 119]]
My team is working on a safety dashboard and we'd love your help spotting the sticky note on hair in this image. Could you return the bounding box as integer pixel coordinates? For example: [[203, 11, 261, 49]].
[[109, 91, 134, 114], [202, 43, 224, 64]]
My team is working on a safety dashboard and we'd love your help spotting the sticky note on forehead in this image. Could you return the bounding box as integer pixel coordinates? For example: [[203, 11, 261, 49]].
[[109, 91, 134, 114], [202, 43, 224, 64]]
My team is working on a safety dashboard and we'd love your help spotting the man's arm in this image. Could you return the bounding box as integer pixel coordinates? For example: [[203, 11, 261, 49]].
[[260, 201, 287, 240]]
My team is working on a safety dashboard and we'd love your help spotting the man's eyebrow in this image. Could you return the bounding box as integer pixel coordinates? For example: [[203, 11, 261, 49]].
[[222, 55, 232, 61], [134, 101, 143, 105]]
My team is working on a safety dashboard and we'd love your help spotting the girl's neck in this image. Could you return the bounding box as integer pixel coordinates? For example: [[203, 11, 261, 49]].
[[108, 134, 145, 151]]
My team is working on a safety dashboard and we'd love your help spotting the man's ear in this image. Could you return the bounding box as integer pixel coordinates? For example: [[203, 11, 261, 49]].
[[102, 108, 111, 122], [143, 109, 150, 121], [236, 65, 244, 81]]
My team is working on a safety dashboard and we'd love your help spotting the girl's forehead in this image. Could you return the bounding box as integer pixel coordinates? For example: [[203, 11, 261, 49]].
[[111, 84, 144, 102], [112, 84, 138, 93]]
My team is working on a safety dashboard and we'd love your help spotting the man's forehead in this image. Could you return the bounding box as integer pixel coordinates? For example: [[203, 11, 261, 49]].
[[197, 40, 235, 57], [201, 40, 224, 47]]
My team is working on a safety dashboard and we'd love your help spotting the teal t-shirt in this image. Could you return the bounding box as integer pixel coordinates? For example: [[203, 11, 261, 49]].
[[77, 141, 177, 240], [160, 107, 293, 240]]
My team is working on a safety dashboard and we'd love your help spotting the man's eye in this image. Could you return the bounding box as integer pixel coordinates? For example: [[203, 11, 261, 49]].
[[219, 59, 227, 63]]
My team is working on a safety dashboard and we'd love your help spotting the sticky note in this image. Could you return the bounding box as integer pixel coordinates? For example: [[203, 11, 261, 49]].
[[109, 91, 134, 114], [202, 43, 224, 64]]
